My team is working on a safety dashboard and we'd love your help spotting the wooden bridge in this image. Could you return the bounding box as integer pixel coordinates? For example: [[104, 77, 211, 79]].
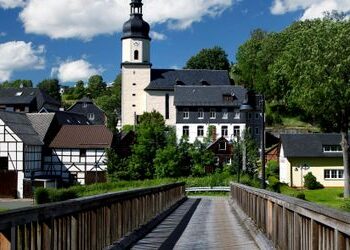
[[0, 182, 350, 249]]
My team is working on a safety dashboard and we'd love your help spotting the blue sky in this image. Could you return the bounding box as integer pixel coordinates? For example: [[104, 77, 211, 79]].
[[0, 0, 348, 86]]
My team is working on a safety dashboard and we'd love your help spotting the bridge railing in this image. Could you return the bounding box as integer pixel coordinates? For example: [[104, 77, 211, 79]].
[[0, 182, 185, 250], [231, 183, 350, 249]]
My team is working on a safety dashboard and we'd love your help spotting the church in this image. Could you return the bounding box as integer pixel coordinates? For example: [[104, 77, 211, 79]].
[[121, 0, 262, 143]]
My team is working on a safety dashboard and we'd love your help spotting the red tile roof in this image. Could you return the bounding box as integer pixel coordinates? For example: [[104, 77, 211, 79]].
[[50, 125, 113, 149]]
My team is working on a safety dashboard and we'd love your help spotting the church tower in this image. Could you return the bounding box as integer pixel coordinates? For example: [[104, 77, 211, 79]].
[[121, 0, 151, 126]]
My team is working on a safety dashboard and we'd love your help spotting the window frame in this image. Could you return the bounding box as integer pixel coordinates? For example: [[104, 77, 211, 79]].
[[221, 126, 228, 137], [210, 108, 216, 119], [197, 126, 204, 137], [222, 108, 228, 119], [183, 126, 189, 137], [198, 108, 204, 119], [324, 169, 344, 180], [183, 108, 189, 119]]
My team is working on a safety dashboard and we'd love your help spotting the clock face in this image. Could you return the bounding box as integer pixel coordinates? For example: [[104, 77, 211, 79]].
[[133, 41, 140, 47]]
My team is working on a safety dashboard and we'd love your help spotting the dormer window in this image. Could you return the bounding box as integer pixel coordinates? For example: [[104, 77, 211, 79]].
[[134, 50, 139, 60], [83, 102, 87, 108], [88, 113, 95, 121], [198, 108, 204, 119], [15, 92, 23, 96], [210, 108, 216, 119]]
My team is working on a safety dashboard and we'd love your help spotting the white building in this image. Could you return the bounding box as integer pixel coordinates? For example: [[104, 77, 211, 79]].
[[121, 0, 262, 143]]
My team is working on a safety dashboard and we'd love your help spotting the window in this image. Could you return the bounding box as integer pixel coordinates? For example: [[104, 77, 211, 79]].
[[234, 126, 240, 138], [222, 108, 228, 119], [197, 126, 204, 137], [323, 145, 342, 153], [219, 141, 226, 151], [324, 169, 344, 179], [133, 83, 136, 86], [88, 113, 95, 121], [183, 108, 189, 119], [0, 157, 8, 170], [183, 126, 189, 137], [248, 113, 252, 119], [255, 113, 260, 119], [80, 149, 86, 158], [165, 94, 170, 119], [223, 95, 234, 103], [234, 111, 240, 119], [132, 94, 136, 96], [210, 108, 216, 119], [15, 92, 23, 96], [134, 50, 139, 60], [83, 102, 87, 108], [198, 108, 204, 119], [255, 127, 259, 135], [221, 126, 228, 137]]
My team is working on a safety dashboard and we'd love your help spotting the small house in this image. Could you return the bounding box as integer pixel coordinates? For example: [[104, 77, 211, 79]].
[[279, 133, 344, 187]]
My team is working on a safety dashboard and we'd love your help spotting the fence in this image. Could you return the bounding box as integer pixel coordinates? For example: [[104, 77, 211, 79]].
[[231, 183, 350, 249], [0, 182, 185, 250]]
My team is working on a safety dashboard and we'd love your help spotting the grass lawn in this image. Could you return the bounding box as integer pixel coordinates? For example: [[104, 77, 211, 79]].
[[0, 208, 7, 212], [280, 185, 349, 212]]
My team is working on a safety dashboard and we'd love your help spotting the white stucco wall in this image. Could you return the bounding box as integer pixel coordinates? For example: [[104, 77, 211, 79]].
[[146, 91, 176, 126], [122, 38, 150, 64], [121, 65, 151, 126], [279, 145, 291, 185], [176, 123, 246, 143]]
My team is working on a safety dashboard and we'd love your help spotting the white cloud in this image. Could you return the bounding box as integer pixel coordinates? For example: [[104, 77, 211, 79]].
[[0, 0, 25, 9], [0, 41, 45, 82], [150, 31, 167, 41], [52, 59, 103, 83], [19, 0, 234, 40], [270, 0, 350, 20]]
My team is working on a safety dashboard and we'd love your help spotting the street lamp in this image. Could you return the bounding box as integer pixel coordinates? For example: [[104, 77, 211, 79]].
[[240, 94, 266, 189]]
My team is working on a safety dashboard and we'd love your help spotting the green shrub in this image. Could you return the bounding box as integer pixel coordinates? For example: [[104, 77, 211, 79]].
[[338, 192, 344, 198], [35, 188, 50, 204], [304, 173, 324, 190], [240, 174, 260, 188], [267, 176, 281, 193], [266, 160, 279, 179], [296, 192, 306, 200], [341, 199, 350, 211]]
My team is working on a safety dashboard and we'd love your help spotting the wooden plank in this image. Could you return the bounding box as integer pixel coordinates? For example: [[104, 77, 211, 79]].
[[0, 230, 10, 250]]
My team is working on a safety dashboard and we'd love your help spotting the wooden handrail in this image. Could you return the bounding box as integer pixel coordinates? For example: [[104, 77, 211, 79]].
[[0, 182, 186, 249], [231, 183, 350, 249]]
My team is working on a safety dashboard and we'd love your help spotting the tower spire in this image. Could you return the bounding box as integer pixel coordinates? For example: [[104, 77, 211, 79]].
[[130, 0, 143, 15]]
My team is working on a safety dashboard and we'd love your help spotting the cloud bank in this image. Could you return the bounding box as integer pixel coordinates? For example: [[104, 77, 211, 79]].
[[51, 59, 103, 83], [271, 0, 350, 20], [0, 41, 45, 82], [16, 0, 234, 40]]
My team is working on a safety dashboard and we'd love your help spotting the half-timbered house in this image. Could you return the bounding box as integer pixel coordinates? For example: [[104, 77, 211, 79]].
[[0, 111, 43, 198], [47, 125, 113, 185]]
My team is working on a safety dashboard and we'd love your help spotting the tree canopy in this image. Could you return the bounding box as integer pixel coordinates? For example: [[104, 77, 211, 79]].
[[37, 79, 61, 102], [235, 17, 350, 196], [185, 46, 231, 71]]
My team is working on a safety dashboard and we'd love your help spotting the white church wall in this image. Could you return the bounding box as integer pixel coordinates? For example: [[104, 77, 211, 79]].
[[146, 91, 176, 126]]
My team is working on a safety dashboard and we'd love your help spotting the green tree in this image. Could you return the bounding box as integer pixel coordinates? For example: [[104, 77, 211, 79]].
[[1, 79, 33, 88], [74, 80, 86, 99], [185, 46, 230, 71], [189, 140, 215, 177], [128, 111, 167, 179], [271, 19, 350, 197], [37, 79, 61, 101], [87, 75, 106, 99], [95, 74, 121, 132]]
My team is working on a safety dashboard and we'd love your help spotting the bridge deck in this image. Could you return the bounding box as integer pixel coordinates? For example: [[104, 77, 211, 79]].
[[132, 197, 259, 250], [174, 197, 259, 250]]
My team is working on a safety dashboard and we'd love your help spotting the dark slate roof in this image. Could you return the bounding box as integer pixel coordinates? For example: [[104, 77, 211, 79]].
[[53, 111, 92, 125], [27, 113, 55, 142], [50, 125, 113, 149], [145, 69, 231, 91], [67, 99, 105, 125], [174, 85, 246, 107], [0, 111, 43, 146], [0, 88, 60, 110], [280, 133, 343, 158]]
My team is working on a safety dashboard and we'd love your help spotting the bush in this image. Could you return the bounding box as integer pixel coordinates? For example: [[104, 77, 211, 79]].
[[35, 188, 50, 204], [296, 192, 306, 200], [342, 199, 350, 211], [267, 176, 281, 193], [304, 173, 324, 190], [266, 160, 279, 179], [240, 174, 260, 188], [338, 192, 344, 198]]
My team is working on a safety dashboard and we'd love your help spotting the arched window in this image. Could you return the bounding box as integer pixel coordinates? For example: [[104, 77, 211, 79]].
[[134, 50, 139, 60]]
